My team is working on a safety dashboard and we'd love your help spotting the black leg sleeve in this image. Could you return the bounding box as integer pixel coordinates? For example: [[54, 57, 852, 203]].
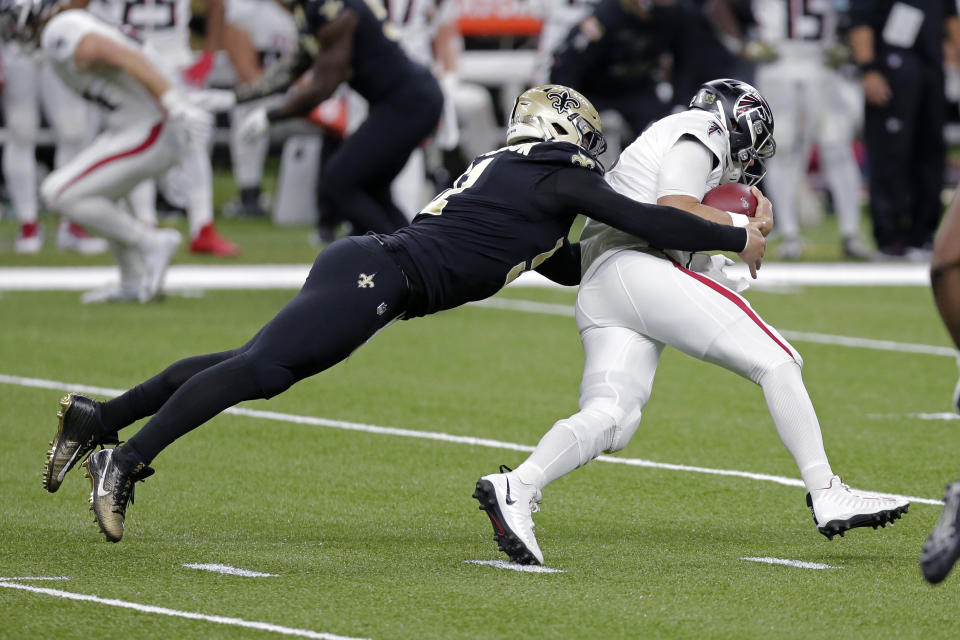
[[99, 349, 241, 434], [123, 236, 409, 464]]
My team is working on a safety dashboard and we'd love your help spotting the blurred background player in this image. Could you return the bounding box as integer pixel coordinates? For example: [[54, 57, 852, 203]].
[[549, 0, 687, 165], [4, 0, 217, 302], [235, 0, 444, 236], [3, 8, 106, 254], [474, 79, 909, 566], [751, 0, 874, 260], [80, 0, 239, 255], [920, 183, 960, 584], [848, 0, 960, 260], [220, 0, 298, 218]]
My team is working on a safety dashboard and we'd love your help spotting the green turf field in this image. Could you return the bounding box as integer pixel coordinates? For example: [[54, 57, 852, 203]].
[[1, 280, 959, 639]]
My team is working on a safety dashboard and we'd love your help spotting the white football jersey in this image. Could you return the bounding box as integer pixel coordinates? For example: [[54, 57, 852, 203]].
[[580, 109, 732, 271], [42, 10, 164, 128], [388, 0, 455, 67], [88, 0, 193, 69], [225, 0, 297, 57], [751, 0, 837, 58]]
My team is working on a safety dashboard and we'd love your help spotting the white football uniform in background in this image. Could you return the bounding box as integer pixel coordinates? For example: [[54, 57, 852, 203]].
[[751, 0, 866, 257], [224, 0, 298, 195], [40, 10, 185, 300], [2, 40, 98, 251], [528, 0, 596, 85], [511, 108, 837, 504], [88, 0, 216, 238]]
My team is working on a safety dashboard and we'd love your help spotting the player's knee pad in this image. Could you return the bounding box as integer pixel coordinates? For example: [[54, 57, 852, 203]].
[[4, 109, 38, 145]]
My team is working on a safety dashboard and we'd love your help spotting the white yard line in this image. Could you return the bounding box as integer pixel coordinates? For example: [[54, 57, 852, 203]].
[[0, 580, 368, 640], [0, 373, 941, 505], [464, 560, 564, 573], [182, 564, 280, 577], [740, 557, 842, 570]]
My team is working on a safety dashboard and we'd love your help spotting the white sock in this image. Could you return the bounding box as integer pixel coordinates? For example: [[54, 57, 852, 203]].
[[3, 140, 38, 224], [761, 361, 834, 491], [514, 421, 586, 491]]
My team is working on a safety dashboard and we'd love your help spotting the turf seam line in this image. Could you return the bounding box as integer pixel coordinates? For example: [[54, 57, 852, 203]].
[[0, 373, 941, 506], [0, 580, 368, 640]]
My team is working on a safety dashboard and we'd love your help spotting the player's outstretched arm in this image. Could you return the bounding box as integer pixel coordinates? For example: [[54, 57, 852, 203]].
[[545, 168, 749, 254]]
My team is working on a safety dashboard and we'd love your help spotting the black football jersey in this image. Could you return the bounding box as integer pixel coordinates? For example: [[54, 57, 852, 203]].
[[297, 0, 428, 101], [382, 140, 748, 318]]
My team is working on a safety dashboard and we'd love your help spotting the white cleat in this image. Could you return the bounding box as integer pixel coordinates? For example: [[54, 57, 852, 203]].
[[139, 229, 181, 302], [15, 224, 43, 253], [473, 465, 543, 565], [806, 475, 909, 540]]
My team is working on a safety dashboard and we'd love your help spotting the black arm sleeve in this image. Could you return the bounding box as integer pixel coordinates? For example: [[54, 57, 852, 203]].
[[846, 0, 876, 29], [542, 168, 748, 253], [534, 240, 582, 286]]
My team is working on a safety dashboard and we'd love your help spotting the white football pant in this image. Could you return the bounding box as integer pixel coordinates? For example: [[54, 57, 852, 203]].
[[514, 250, 834, 494], [2, 45, 90, 224], [40, 120, 180, 248], [756, 61, 864, 241]]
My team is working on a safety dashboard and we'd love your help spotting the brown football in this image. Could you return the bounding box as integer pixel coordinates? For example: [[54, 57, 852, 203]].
[[702, 183, 757, 217]]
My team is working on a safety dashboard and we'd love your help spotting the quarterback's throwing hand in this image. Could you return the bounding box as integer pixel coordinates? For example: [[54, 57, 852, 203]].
[[239, 106, 270, 143], [739, 222, 766, 279]]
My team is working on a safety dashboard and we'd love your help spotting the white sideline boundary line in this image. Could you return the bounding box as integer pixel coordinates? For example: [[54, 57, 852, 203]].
[[0, 580, 368, 640], [0, 262, 933, 291], [740, 557, 841, 570], [0, 373, 941, 506]]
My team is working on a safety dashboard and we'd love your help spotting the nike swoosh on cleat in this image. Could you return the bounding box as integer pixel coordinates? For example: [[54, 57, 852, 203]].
[[96, 471, 110, 498], [57, 447, 83, 483], [504, 477, 516, 505]]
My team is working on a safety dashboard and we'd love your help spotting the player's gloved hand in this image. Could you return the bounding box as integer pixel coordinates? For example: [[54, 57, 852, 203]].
[[750, 186, 773, 237], [187, 89, 237, 113], [238, 106, 270, 142], [739, 222, 766, 279], [823, 43, 851, 69], [183, 50, 215, 88], [161, 89, 214, 143], [742, 40, 779, 63]]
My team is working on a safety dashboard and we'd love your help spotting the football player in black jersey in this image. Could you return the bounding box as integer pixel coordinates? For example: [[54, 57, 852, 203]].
[[41, 85, 767, 543], [234, 0, 444, 235]]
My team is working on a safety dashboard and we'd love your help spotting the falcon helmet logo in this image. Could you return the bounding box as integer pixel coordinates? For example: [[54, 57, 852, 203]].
[[547, 90, 581, 114]]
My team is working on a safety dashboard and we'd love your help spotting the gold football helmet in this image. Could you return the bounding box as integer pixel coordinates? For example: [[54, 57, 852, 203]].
[[506, 85, 607, 158]]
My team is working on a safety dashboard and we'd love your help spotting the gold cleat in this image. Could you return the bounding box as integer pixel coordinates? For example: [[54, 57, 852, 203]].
[[84, 449, 154, 543], [42, 393, 116, 493]]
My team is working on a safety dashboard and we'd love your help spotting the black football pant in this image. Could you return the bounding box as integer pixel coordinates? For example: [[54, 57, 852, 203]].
[[864, 52, 945, 250], [317, 72, 443, 235], [99, 235, 408, 464]]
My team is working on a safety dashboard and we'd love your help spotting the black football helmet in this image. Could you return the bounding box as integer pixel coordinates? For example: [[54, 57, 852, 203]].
[[689, 78, 776, 185]]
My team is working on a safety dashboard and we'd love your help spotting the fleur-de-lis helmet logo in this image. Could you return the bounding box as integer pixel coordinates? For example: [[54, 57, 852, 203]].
[[547, 90, 581, 114]]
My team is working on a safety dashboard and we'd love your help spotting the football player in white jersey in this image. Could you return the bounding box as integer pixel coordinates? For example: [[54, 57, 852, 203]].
[[79, 0, 239, 256], [3, 31, 107, 253], [221, 0, 297, 217], [751, 0, 872, 260], [474, 79, 909, 566], [2, 0, 216, 301]]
